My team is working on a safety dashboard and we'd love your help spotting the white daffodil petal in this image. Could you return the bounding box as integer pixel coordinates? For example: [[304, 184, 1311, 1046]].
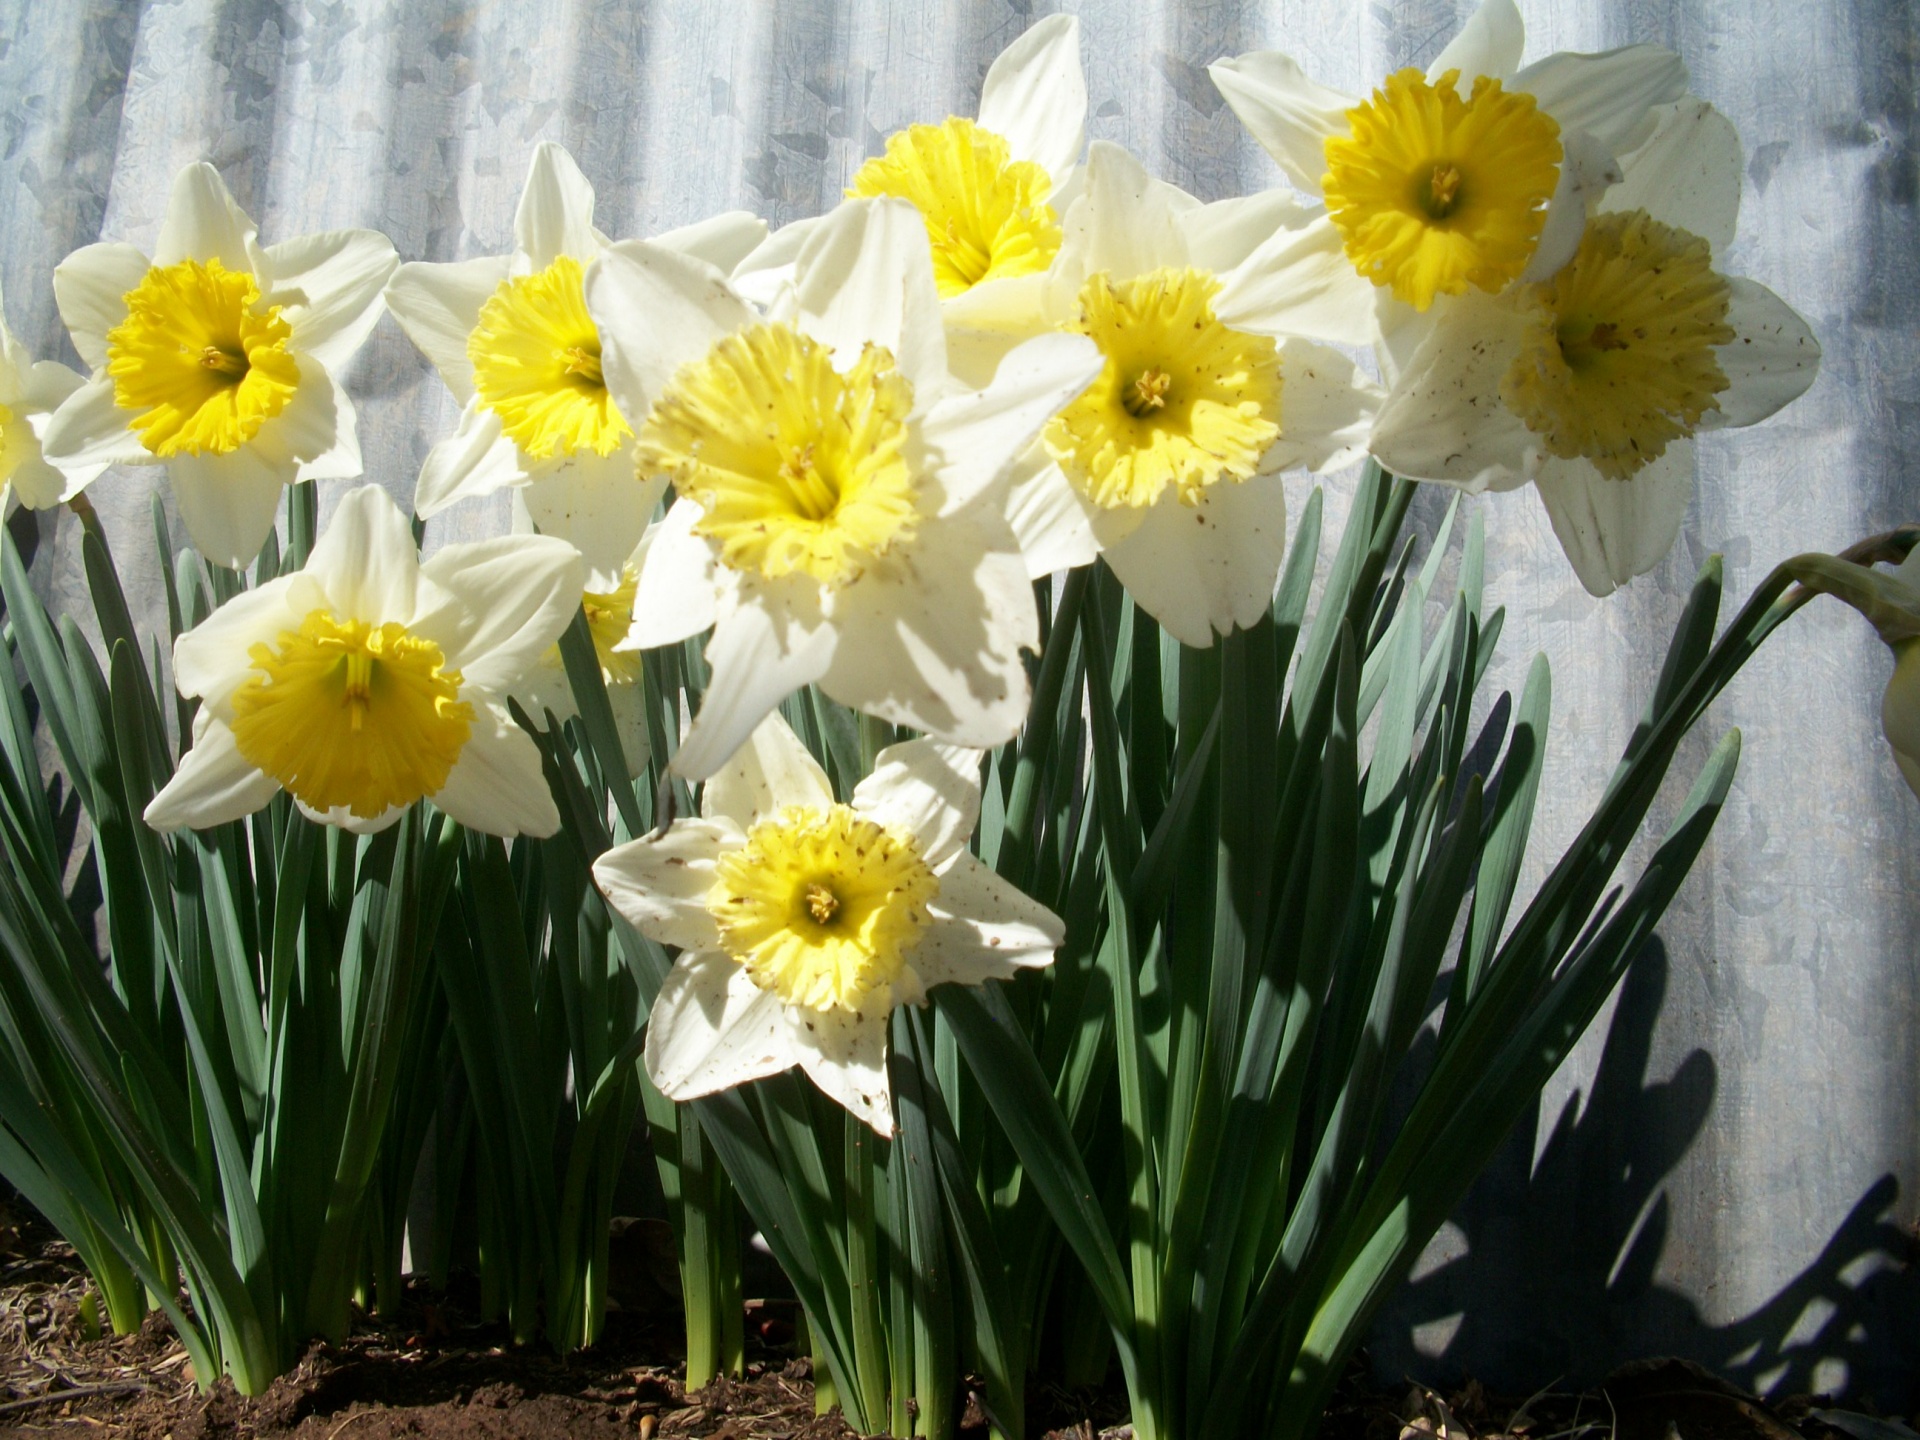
[[1007, 449, 1100, 579], [1703, 278, 1822, 430], [915, 851, 1063, 986], [52, 243, 149, 369], [308, 482, 426, 622], [290, 369, 360, 483], [430, 716, 561, 837], [514, 142, 599, 269], [1534, 443, 1693, 597], [593, 821, 734, 950], [416, 533, 585, 693], [656, 210, 772, 275], [1370, 295, 1538, 491], [1101, 472, 1289, 648], [154, 163, 257, 271], [1182, 190, 1316, 276], [586, 240, 755, 426], [1604, 99, 1742, 255], [703, 711, 836, 825], [298, 799, 406, 835], [1054, 142, 1188, 297], [21, 358, 87, 417], [1264, 338, 1381, 475], [792, 197, 948, 402], [1213, 212, 1383, 348], [415, 402, 523, 518], [645, 950, 795, 1101], [1515, 44, 1690, 157], [385, 254, 514, 402], [1206, 52, 1352, 198], [172, 571, 313, 707], [40, 374, 149, 471], [1428, 0, 1525, 86], [1522, 129, 1621, 282], [168, 444, 294, 570], [853, 739, 981, 868], [825, 517, 1034, 746], [629, 500, 720, 649], [939, 272, 1052, 339], [787, 1006, 894, 1137], [144, 716, 284, 832], [521, 455, 663, 584], [919, 332, 1102, 516], [7, 455, 79, 510], [976, 13, 1086, 181], [266, 229, 400, 373], [675, 601, 837, 782], [729, 214, 825, 312]]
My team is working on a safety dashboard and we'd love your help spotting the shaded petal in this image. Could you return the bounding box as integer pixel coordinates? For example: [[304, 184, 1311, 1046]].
[[1006, 449, 1100, 578], [1515, 44, 1689, 157], [1101, 471, 1289, 648], [728, 214, 825, 311], [385, 254, 513, 402], [938, 271, 1051, 339], [52, 243, 149, 369], [6, 454, 87, 509], [918, 332, 1101, 516], [586, 240, 755, 425], [430, 714, 561, 837], [628, 499, 719, 648], [824, 512, 1034, 746], [1522, 128, 1620, 282], [853, 738, 981, 868], [40, 374, 150, 470], [1213, 211, 1382, 348], [1182, 189, 1316, 276], [593, 820, 734, 949], [415, 402, 523, 517], [644, 949, 795, 1102], [167, 442, 294, 570], [416, 532, 585, 693], [1264, 338, 1381, 474], [656, 209, 772, 275], [306, 483, 423, 621], [976, 13, 1086, 181], [1052, 142, 1188, 298], [674, 599, 837, 781], [514, 142, 599, 268], [1369, 294, 1538, 490], [267, 228, 399, 372], [20, 357, 88, 415], [786, 1006, 894, 1137], [1702, 278, 1821, 430], [297, 798, 405, 835], [703, 711, 835, 825], [143, 715, 281, 831], [289, 367, 359, 482], [914, 851, 1062, 987], [1604, 99, 1742, 254], [154, 163, 258, 270], [1427, 0, 1525, 86], [1533, 443, 1692, 597], [172, 571, 316, 708], [521, 452, 662, 585], [1207, 51, 1352, 198], [793, 197, 948, 402]]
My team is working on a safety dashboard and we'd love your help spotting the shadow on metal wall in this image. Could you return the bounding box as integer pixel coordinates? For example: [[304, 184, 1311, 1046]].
[[1372, 942, 1920, 1412]]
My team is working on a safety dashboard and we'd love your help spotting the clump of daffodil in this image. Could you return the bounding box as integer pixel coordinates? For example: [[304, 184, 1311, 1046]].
[[41, 163, 396, 568], [1370, 99, 1820, 595], [584, 194, 1101, 780], [144, 484, 584, 836], [1003, 142, 1380, 645], [733, 15, 1085, 380], [594, 713, 1063, 1135], [384, 143, 767, 583], [0, 283, 103, 514], [1209, 0, 1687, 345]]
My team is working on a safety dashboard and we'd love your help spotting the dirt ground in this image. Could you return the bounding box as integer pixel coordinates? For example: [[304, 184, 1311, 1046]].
[[0, 1207, 1908, 1440]]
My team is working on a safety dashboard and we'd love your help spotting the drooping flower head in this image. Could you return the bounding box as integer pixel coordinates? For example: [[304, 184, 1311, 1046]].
[[0, 282, 100, 513], [1210, 0, 1687, 341], [594, 713, 1063, 1135], [1005, 142, 1379, 645], [1370, 101, 1820, 595], [385, 143, 768, 582], [145, 485, 584, 836], [43, 163, 397, 567], [585, 195, 1101, 780]]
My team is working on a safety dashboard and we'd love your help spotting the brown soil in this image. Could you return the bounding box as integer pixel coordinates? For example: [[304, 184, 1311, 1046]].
[[0, 1204, 1906, 1440]]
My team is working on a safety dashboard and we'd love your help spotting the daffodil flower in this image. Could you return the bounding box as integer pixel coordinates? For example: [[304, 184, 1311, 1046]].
[[1005, 142, 1380, 646], [1370, 100, 1820, 595], [0, 283, 101, 513], [384, 142, 767, 582], [1209, 0, 1686, 343], [585, 194, 1102, 780], [144, 484, 584, 837], [594, 713, 1062, 1135], [733, 14, 1085, 376], [41, 163, 396, 569]]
